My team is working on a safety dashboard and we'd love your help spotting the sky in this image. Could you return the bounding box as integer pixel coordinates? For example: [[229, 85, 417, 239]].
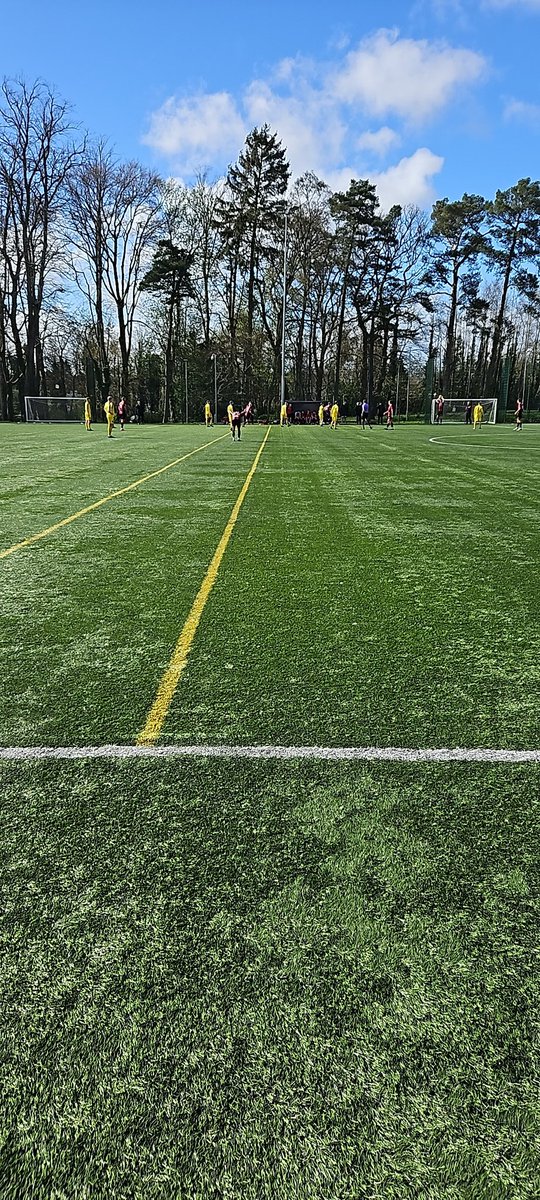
[[1, 0, 540, 210]]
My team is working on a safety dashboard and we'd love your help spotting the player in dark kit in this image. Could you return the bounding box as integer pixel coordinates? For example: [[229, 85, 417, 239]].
[[231, 407, 242, 439], [465, 401, 472, 425]]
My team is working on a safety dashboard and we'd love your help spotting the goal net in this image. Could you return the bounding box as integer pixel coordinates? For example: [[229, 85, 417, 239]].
[[431, 397, 498, 424], [24, 396, 86, 423]]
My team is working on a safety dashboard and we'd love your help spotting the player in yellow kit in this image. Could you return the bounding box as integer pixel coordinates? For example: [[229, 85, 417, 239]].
[[318, 403, 324, 426], [330, 402, 339, 429], [280, 402, 287, 426], [204, 401, 212, 427], [227, 402, 234, 427], [103, 396, 115, 437], [84, 398, 92, 431], [473, 402, 484, 430]]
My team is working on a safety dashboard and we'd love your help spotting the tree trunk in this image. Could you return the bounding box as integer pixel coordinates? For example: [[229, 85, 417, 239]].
[[443, 265, 459, 394], [334, 242, 352, 405], [487, 232, 517, 395]]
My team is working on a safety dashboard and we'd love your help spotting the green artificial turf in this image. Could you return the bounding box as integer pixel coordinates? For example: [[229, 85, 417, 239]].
[[1, 422, 538, 748], [1, 420, 539, 1197], [1, 758, 539, 1199], [0, 424, 264, 745]]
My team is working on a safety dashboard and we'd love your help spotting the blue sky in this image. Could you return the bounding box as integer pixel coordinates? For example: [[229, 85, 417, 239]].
[[2, 0, 540, 208]]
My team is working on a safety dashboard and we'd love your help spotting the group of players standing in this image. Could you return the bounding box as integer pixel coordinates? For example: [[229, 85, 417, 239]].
[[433, 394, 525, 430], [86, 390, 526, 438], [84, 396, 128, 436], [202, 396, 396, 434], [281, 400, 396, 430], [433, 395, 486, 429], [204, 400, 254, 439], [278, 399, 395, 430]]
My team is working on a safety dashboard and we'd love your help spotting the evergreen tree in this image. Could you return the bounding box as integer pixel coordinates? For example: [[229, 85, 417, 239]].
[[216, 125, 289, 402], [140, 240, 193, 422], [430, 194, 487, 394], [485, 178, 540, 392], [330, 179, 381, 404]]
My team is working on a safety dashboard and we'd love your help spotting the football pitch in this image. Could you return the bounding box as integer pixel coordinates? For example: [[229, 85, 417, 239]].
[[1, 420, 539, 1198]]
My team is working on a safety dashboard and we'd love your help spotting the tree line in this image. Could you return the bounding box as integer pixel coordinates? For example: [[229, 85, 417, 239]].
[[1, 77, 540, 423]]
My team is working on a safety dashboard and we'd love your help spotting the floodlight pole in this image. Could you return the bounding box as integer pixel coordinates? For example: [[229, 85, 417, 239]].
[[184, 359, 189, 424], [522, 347, 533, 410], [280, 209, 288, 412], [212, 353, 218, 423]]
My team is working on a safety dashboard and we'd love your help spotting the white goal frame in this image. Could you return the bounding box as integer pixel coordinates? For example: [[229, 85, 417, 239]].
[[431, 397, 498, 424], [24, 396, 87, 423]]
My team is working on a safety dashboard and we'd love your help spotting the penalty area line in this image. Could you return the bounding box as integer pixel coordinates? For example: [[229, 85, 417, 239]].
[[0, 744, 539, 763]]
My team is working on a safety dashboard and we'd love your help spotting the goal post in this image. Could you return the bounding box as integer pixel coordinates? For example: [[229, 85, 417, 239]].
[[430, 397, 498, 424], [24, 396, 87, 423]]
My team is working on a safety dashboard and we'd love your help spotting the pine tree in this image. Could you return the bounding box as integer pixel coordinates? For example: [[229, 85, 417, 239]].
[[216, 125, 289, 402], [485, 179, 540, 392], [140, 240, 193, 422], [430, 194, 487, 394]]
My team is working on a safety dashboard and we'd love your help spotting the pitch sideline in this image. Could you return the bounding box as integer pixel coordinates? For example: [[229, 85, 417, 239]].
[[0, 743, 538, 763]]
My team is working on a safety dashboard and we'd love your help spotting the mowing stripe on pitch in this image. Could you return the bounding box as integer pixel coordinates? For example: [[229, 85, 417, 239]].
[[1, 743, 539, 763], [137, 429, 271, 746], [0, 433, 229, 560]]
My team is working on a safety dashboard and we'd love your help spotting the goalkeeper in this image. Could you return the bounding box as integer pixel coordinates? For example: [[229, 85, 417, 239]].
[[473, 402, 484, 430]]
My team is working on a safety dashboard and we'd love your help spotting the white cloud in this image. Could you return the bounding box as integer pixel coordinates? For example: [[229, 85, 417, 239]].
[[321, 148, 443, 209], [142, 92, 246, 172], [143, 29, 485, 208], [357, 127, 401, 156], [331, 29, 485, 122], [503, 97, 540, 124], [243, 78, 346, 181], [370, 148, 445, 209]]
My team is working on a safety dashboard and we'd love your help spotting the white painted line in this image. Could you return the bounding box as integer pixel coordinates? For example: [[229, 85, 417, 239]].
[[0, 744, 538, 763], [429, 435, 530, 448]]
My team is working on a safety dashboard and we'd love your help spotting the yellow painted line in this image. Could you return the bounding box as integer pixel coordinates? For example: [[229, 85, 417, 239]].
[[137, 427, 271, 746], [0, 434, 229, 560]]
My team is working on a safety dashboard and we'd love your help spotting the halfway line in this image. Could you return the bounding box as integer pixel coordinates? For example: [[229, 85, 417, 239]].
[[0, 743, 538, 763], [137, 428, 271, 746], [0, 433, 229, 560]]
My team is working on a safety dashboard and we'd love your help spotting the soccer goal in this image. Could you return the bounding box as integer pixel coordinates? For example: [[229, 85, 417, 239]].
[[24, 396, 86, 423], [430, 397, 498, 424]]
